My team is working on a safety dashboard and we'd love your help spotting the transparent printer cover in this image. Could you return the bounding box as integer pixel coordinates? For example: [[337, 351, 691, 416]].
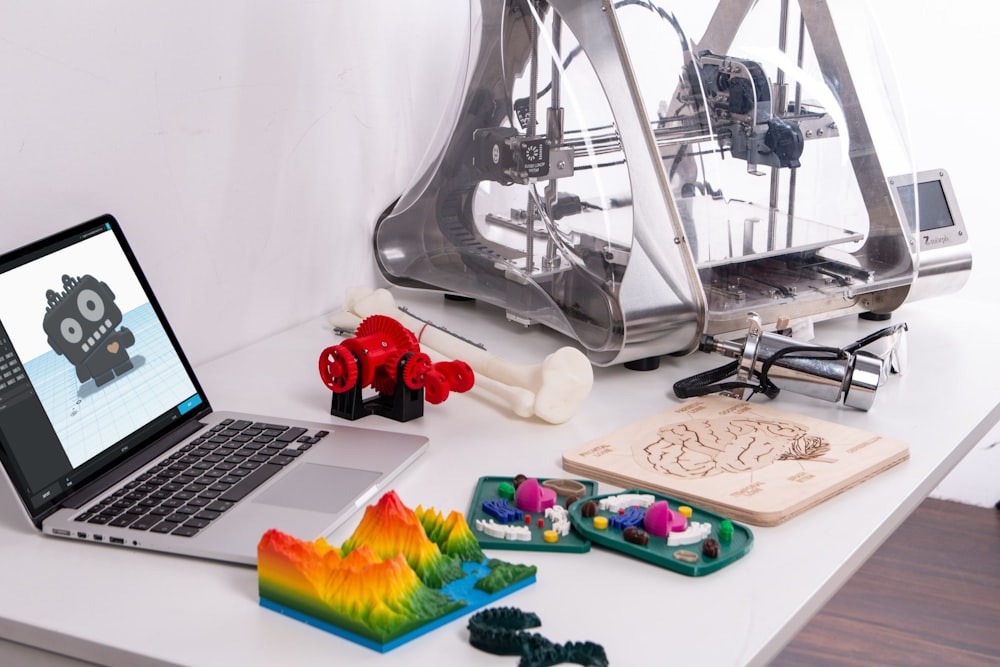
[[374, 1, 920, 365]]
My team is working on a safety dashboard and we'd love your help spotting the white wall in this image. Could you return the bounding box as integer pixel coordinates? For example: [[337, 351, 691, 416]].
[[0, 0, 469, 365], [0, 0, 993, 367], [870, 0, 994, 310]]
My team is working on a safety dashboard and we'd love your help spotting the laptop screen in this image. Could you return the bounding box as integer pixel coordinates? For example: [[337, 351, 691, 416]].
[[0, 216, 206, 521]]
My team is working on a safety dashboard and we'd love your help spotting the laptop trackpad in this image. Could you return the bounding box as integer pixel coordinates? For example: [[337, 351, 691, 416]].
[[252, 463, 381, 513]]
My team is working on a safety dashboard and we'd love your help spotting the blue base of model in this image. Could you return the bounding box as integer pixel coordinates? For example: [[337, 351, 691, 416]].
[[259, 560, 536, 652]]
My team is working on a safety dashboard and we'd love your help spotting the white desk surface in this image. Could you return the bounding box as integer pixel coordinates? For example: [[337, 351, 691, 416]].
[[1, 290, 997, 667]]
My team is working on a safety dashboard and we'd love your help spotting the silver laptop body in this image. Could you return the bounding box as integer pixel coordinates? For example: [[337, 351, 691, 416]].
[[0, 215, 427, 565]]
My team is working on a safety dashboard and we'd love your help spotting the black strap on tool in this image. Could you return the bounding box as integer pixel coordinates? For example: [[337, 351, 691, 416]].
[[673, 346, 845, 401], [674, 321, 907, 403], [672, 359, 777, 400]]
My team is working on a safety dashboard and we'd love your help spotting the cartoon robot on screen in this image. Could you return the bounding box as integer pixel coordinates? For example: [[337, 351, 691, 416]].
[[43, 274, 135, 387]]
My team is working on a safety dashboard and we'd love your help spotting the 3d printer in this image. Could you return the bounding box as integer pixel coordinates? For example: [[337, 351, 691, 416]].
[[373, 0, 971, 369]]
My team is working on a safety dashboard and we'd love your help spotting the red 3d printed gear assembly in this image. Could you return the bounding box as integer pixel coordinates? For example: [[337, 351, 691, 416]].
[[319, 314, 474, 421]]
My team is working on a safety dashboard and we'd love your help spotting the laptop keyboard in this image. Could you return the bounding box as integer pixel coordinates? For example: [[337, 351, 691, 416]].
[[74, 419, 329, 537]]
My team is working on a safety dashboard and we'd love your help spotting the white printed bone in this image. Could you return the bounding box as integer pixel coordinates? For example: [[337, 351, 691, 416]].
[[342, 287, 593, 424], [327, 308, 536, 418]]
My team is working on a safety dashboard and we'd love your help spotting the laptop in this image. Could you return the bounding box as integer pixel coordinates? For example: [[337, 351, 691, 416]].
[[0, 214, 428, 565]]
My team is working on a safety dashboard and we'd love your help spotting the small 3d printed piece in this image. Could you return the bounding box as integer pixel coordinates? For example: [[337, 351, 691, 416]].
[[598, 493, 655, 513], [593, 516, 608, 530], [674, 549, 699, 563], [702, 538, 721, 559], [666, 521, 712, 547], [258, 491, 536, 652], [543, 530, 558, 543], [719, 519, 735, 542], [482, 498, 523, 524], [497, 482, 516, 499], [544, 505, 571, 536], [642, 500, 688, 538], [514, 478, 557, 513], [541, 479, 587, 497], [622, 526, 649, 546], [678, 505, 693, 518], [475, 519, 531, 541], [467, 607, 608, 667], [608, 506, 644, 530], [513, 474, 528, 488], [467, 606, 542, 655], [580, 500, 599, 518], [520, 635, 610, 667]]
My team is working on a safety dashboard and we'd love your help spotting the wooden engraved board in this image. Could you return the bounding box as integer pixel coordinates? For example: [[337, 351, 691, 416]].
[[562, 395, 909, 526]]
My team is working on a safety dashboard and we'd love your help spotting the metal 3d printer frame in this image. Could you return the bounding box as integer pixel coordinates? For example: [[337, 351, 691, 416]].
[[373, 0, 971, 368]]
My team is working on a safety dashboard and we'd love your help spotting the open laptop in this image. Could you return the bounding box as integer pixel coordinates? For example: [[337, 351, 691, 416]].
[[0, 214, 428, 565]]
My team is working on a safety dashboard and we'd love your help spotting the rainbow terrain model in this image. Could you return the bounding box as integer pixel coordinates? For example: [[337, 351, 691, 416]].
[[257, 490, 537, 652]]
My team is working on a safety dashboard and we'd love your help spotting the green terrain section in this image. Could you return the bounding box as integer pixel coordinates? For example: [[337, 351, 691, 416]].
[[475, 560, 539, 595]]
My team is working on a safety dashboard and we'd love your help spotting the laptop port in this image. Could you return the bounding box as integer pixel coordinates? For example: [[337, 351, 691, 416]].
[[52, 528, 70, 536], [93, 534, 103, 541], [77, 532, 87, 539], [109, 537, 125, 545]]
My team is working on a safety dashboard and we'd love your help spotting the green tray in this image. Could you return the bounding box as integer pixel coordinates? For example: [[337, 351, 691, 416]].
[[568, 488, 753, 576], [468, 476, 597, 553]]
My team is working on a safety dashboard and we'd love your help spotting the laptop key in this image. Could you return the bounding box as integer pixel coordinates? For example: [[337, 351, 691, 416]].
[[130, 515, 161, 531], [255, 423, 289, 431], [205, 500, 234, 513], [276, 427, 308, 443], [219, 462, 282, 502], [109, 513, 142, 527], [171, 525, 200, 537], [150, 522, 175, 533]]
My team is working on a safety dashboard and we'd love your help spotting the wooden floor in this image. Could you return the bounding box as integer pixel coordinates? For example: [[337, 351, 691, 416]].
[[771, 499, 1000, 667]]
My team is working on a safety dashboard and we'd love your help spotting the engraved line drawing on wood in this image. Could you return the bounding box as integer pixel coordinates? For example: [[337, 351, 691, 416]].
[[636, 417, 834, 479]]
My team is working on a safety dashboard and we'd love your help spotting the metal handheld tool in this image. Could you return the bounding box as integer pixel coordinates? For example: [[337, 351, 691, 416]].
[[675, 313, 907, 410]]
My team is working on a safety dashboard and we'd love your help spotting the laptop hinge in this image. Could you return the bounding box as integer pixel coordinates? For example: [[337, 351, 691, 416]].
[[60, 419, 207, 510]]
